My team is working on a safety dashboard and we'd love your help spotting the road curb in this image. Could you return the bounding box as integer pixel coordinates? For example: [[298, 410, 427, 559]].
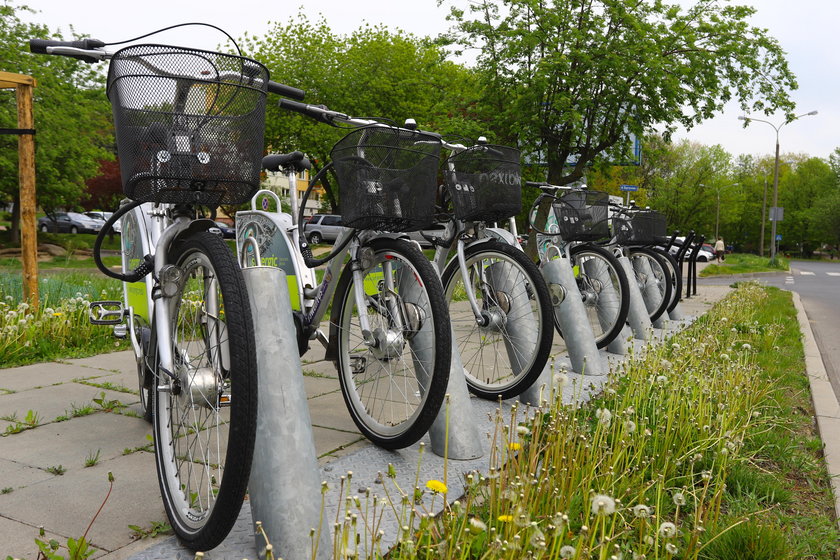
[[792, 291, 840, 527]]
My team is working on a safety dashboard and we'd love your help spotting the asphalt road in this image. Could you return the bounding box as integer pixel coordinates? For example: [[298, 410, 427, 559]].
[[701, 260, 840, 400]]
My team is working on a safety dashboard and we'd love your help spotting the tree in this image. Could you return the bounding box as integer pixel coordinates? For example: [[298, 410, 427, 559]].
[[0, 2, 113, 242], [778, 157, 835, 257], [242, 14, 482, 212], [442, 0, 797, 185]]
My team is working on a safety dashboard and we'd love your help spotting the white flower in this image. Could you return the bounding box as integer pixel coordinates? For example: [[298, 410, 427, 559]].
[[659, 521, 677, 538], [516, 425, 531, 437], [554, 372, 569, 389], [559, 545, 577, 559], [720, 353, 730, 361], [468, 517, 487, 534], [633, 504, 651, 518], [741, 343, 752, 351], [624, 420, 637, 433], [661, 359, 673, 369], [595, 408, 612, 427], [590, 493, 616, 515], [665, 543, 678, 554], [656, 375, 668, 384], [672, 492, 686, 506]]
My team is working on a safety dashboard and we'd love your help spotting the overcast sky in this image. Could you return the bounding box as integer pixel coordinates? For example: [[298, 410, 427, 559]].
[[21, 0, 839, 161]]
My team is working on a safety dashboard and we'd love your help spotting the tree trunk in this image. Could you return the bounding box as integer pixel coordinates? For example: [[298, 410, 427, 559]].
[[10, 192, 20, 244]]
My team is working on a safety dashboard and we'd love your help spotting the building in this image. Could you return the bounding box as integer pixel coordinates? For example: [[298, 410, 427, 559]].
[[262, 168, 328, 218]]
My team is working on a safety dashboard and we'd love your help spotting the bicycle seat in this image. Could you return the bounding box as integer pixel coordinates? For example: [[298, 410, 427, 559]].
[[262, 151, 312, 173]]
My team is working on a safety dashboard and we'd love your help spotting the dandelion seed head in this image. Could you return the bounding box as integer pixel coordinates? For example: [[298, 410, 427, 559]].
[[468, 517, 487, 534], [590, 493, 616, 515], [665, 543, 678, 554], [672, 492, 686, 506], [658, 521, 677, 538], [559, 545, 577, 559], [632, 504, 651, 518]]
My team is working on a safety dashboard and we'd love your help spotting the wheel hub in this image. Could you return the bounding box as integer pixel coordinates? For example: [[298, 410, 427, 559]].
[[177, 364, 220, 409], [370, 328, 405, 361]]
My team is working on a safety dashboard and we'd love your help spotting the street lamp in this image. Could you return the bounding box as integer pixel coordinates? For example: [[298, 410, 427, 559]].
[[715, 183, 738, 240], [738, 110, 818, 265]]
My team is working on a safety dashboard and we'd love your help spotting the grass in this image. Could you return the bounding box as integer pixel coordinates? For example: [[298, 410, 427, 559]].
[[700, 253, 789, 276], [314, 283, 838, 560]]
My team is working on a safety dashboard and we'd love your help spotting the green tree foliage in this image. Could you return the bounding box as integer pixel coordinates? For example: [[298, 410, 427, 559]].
[[0, 3, 113, 241], [778, 157, 836, 257], [242, 14, 482, 212], [442, 0, 797, 184]]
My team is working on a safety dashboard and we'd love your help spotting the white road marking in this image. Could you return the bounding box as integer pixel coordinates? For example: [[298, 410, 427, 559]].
[[785, 276, 795, 285], [827, 272, 840, 277], [800, 271, 815, 276]]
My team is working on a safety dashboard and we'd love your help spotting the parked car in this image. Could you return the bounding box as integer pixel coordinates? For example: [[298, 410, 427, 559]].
[[209, 220, 236, 239], [303, 214, 345, 244], [85, 211, 121, 234], [664, 237, 715, 262], [37, 212, 102, 234]]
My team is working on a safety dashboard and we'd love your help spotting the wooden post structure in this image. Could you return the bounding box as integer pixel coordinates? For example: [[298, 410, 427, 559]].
[[0, 71, 38, 309]]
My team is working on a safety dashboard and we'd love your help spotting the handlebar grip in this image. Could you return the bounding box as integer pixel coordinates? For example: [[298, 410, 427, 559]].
[[30, 38, 105, 62], [267, 80, 305, 100], [279, 98, 335, 125]]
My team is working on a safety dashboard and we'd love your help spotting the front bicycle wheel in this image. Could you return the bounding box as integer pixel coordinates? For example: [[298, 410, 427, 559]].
[[558, 244, 630, 349], [152, 232, 257, 551], [628, 247, 673, 322], [441, 240, 553, 400], [331, 237, 450, 449]]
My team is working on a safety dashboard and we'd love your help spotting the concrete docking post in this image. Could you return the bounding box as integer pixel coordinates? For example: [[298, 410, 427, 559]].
[[397, 266, 483, 460], [582, 256, 629, 355], [243, 266, 331, 560], [632, 255, 668, 329], [617, 254, 652, 340]]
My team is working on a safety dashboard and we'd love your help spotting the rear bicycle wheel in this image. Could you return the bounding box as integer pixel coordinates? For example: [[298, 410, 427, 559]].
[[628, 247, 672, 322], [556, 244, 630, 349], [441, 240, 553, 400], [656, 248, 682, 313], [152, 232, 257, 551], [331, 237, 450, 449]]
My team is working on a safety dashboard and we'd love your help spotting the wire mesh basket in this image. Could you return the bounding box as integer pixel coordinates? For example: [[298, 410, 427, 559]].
[[613, 209, 667, 245], [551, 190, 610, 241], [107, 44, 268, 205], [443, 145, 521, 222], [330, 125, 442, 231]]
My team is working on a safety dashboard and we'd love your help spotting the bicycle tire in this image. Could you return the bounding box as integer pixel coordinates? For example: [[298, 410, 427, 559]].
[[554, 244, 630, 349], [656, 248, 682, 314], [152, 231, 257, 551], [331, 237, 450, 449], [628, 247, 672, 322], [441, 240, 553, 400]]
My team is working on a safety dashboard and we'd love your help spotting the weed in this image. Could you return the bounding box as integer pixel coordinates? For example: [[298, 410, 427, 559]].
[[93, 392, 124, 412], [77, 379, 134, 394], [69, 403, 95, 418], [46, 465, 66, 476], [1, 487, 12, 494], [84, 449, 101, 468], [128, 520, 173, 539], [698, 519, 790, 560]]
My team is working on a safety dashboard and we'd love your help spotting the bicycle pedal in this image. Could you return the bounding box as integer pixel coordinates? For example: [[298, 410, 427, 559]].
[[89, 300, 124, 325]]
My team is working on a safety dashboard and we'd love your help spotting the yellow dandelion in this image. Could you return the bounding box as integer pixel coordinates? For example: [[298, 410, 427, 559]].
[[497, 514, 513, 523], [425, 479, 447, 494], [508, 442, 522, 451], [52, 312, 63, 317]]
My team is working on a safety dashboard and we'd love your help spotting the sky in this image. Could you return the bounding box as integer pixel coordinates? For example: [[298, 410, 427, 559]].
[[20, 0, 840, 161]]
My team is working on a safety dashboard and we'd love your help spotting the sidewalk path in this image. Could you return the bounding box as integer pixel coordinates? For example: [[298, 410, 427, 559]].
[[2, 281, 735, 559]]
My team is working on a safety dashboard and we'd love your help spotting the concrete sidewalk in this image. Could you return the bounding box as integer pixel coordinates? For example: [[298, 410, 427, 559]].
[[1, 281, 735, 559]]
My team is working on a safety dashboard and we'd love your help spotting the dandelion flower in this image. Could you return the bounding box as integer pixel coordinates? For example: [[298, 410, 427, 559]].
[[590, 493, 616, 515], [665, 543, 678, 554], [742, 343, 752, 351], [656, 375, 668, 384], [468, 517, 487, 534], [672, 492, 686, 506], [425, 480, 447, 494], [624, 420, 637, 433], [559, 545, 577, 559], [497, 514, 513, 523], [508, 442, 522, 452], [661, 359, 673, 369], [595, 408, 612, 426], [554, 372, 569, 388], [516, 425, 531, 437], [720, 353, 730, 361], [658, 521, 677, 538], [632, 504, 651, 518]]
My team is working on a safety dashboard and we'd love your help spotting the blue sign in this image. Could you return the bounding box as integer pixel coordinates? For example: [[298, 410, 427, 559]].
[[775, 234, 782, 241], [620, 184, 639, 192]]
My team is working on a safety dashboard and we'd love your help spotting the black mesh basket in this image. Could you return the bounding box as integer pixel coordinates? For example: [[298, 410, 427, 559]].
[[107, 44, 268, 205], [443, 145, 521, 222], [551, 190, 610, 241], [614, 209, 667, 245], [330, 126, 441, 231]]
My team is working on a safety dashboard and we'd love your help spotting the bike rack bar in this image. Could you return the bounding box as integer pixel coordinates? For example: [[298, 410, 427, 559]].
[[688, 235, 705, 296], [242, 265, 331, 559], [677, 231, 695, 299], [617, 253, 653, 340], [397, 264, 483, 460]]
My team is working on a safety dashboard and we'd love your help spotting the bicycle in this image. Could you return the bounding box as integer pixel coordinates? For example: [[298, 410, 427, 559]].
[[236, 100, 451, 449], [30, 29, 305, 550], [428, 139, 554, 399], [527, 183, 631, 349]]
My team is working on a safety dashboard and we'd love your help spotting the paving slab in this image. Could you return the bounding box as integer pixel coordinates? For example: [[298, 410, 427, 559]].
[[0, 362, 107, 393], [0, 514, 68, 560], [308, 390, 358, 432], [65, 350, 137, 375], [0, 384, 139, 427], [0, 458, 54, 490], [302, 375, 340, 398]]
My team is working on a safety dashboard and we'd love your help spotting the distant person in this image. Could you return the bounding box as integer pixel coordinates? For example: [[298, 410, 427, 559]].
[[714, 236, 725, 264]]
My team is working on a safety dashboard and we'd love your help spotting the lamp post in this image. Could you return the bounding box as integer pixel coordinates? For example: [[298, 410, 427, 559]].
[[715, 183, 738, 240], [738, 111, 818, 265]]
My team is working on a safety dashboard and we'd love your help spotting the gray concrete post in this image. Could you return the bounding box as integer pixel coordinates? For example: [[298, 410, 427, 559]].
[[634, 255, 670, 329], [540, 257, 606, 376], [617, 254, 652, 340], [397, 266, 483, 460], [582, 256, 629, 355], [668, 301, 685, 321], [243, 267, 331, 560]]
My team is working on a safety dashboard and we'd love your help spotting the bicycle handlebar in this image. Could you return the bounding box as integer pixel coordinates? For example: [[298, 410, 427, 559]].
[[279, 98, 375, 127], [30, 38, 108, 62], [267, 81, 305, 100]]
